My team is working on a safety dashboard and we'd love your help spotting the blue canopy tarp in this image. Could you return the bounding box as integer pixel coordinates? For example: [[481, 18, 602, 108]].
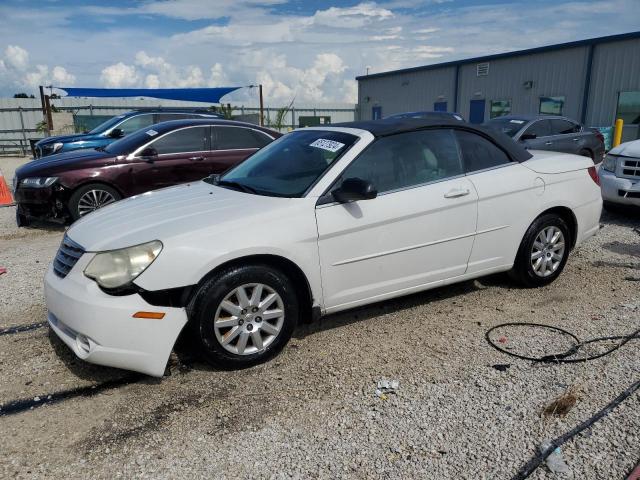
[[58, 87, 242, 103]]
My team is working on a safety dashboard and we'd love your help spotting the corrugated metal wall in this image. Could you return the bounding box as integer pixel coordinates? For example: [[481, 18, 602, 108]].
[[358, 67, 456, 120], [456, 46, 589, 122], [357, 36, 640, 136], [587, 37, 640, 126]]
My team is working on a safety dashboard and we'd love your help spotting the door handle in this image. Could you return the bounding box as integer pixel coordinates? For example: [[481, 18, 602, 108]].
[[444, 188, 470, 199], [544, 141, 553, 146], [189, 156, 205, 161]]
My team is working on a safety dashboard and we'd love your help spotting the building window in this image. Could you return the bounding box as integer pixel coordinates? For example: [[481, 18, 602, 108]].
[[616, 91, 640, 125], [539, 96, 565, 115], [490, 100, 511, 119]]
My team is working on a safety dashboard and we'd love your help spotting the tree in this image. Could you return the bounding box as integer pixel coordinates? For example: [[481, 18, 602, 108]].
[[13, 93, 35, 98], [265, 98, 295, 131]]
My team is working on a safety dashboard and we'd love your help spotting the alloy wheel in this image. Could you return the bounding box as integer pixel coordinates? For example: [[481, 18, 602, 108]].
[[77, 189, 117, 216], [530, 226, 565, 277], [213, 283, 285, 356]]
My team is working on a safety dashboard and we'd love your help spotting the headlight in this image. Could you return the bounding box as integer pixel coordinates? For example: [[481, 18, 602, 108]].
[[602, 154, 617, 172], [20, 177, 58, 188], [52, 142, 64, 153], [84, 240, 163, 289]]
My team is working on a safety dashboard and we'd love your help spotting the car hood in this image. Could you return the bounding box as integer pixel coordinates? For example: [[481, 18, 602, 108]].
[[36, 132, 99, 145], [15, 149, 113, 178], [609, 139, 640, 158], [67, 181, 298, 251]]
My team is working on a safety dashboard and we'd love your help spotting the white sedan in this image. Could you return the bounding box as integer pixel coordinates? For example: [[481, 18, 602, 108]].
[[44, 118, 602, 376]]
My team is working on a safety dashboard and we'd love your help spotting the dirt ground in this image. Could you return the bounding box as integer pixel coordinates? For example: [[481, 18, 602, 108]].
[[0, 155, 639, 479]]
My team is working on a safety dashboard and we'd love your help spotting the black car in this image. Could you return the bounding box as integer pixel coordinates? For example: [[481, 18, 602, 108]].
[[485, 115, 605, 163]]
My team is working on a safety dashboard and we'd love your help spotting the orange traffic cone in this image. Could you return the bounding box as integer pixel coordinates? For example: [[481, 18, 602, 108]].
[[0, 169, 15, 207]]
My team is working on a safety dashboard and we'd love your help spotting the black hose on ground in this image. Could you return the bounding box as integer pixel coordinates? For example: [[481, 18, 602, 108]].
[[484, 322, 640, 479]]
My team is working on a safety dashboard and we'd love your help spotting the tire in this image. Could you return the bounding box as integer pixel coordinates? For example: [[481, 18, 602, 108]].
[[68, 183, 121, 221], [187, 264, 298, 369], [510, 214, 571, 288]]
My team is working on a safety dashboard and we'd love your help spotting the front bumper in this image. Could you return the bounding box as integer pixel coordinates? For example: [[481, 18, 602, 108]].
[[44, 254, 189, 377], [15, 185, 69, 222], [600, 169, 640, 207]]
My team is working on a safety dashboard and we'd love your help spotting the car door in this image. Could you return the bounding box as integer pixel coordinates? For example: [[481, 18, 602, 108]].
[[206, 126, 274, 174], [315, 128, 478, 312], [456, 130, 540, 275], [549, 118, 582, 154], [519, 119, 553, 151], [129, 126, 210, 194]]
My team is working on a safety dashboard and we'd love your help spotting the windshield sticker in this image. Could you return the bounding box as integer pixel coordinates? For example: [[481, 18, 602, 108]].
[[310, 138, 345, 153], [510, 120, 525, 124], [453, 114, 463, 121], [145, 129, 159, 136]]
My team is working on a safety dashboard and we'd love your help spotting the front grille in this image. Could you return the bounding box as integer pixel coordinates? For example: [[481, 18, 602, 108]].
[[53, 235, 85, 278], [619, 190, 640, 199], [621, 159, 640, 179]]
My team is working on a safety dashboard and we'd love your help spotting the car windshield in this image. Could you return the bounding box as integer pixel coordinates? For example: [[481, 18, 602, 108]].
[[485, 118, 528, 137], [208, 130, 359, 197], [103, 127, 162, 155], [88, 115, 126, 134]]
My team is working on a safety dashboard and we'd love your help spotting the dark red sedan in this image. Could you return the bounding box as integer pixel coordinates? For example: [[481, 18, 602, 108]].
[[14, 119, 281, 225]]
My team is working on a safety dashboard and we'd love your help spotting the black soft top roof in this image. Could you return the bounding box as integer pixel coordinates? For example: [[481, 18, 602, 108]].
[[333, 117, 532, 162]]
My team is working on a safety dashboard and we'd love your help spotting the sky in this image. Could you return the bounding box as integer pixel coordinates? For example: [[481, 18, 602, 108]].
[[0, 0, 639, 105]]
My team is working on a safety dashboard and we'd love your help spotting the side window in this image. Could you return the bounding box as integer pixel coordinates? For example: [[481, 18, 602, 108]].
[[455, 130, 511, 173], [551, 119, 580, 135], [522, 120, 551, 138], [336, 129, 463, 194], [215, 127, 266, 150], [117, 114, 155, 135], [149, 127, 207, 155]]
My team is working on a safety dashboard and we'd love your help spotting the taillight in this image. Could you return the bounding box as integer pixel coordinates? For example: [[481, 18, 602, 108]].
[[594, 131, 604, 144], [588, 166, 600, 186]]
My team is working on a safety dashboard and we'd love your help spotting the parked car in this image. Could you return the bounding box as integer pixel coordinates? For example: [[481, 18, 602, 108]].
[[386, 111, 465, 122], [485, 115, 605, 163], [33, 108, 221, 158], [600, 139, 640, 209], [44, 117, 602, 376], [14, 119, 280, 224]]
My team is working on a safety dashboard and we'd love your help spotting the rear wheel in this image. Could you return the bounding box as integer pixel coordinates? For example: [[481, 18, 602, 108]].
[[68, 183, 121, 220], [187, 264, 298, 369], [510, 214, 571, 287]]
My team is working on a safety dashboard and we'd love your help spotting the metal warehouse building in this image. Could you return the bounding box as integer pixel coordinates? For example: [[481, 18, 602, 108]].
[[357, 31, 640, 141]]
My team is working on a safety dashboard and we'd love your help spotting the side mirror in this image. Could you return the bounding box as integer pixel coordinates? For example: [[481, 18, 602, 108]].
[[138, 146, 158, 160], [520, 133, 537, 141], [109, 128, 124, 139], [332, 177, 377, 203]]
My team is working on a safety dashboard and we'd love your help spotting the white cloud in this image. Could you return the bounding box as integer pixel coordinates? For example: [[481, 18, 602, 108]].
[[51, 66, 76, 85], [5, 45, 29, 70], [313, 3, 393, 28], [100, 62, 140, 88]]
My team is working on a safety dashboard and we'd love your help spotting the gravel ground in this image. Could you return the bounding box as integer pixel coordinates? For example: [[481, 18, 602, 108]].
[[0, 155, 639, 479]]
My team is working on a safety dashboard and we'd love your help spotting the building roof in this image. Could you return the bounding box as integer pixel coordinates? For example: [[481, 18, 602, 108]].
[[356, 31, 640, 81], [332, 117, 533, 162]]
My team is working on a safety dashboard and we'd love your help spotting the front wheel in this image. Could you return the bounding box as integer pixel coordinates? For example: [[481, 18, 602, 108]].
[[68, 183, 121, 220], [510, 214, 571, 287], [188, 264, 298, 369]]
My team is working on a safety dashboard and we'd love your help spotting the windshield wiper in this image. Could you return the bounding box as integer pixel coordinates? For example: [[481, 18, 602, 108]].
[[215, 179, 259, 195]]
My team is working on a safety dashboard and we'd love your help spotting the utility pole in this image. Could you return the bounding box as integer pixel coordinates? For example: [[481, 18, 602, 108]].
[[259, 84, 264, 126], [38, 85, 46, 115]]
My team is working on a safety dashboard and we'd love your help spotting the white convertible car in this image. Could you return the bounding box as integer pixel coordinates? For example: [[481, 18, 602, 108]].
[[45, 118, 602, 376]]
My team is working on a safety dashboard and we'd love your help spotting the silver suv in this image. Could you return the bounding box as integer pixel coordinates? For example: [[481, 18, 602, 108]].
[[600, 139, 640, 208]]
